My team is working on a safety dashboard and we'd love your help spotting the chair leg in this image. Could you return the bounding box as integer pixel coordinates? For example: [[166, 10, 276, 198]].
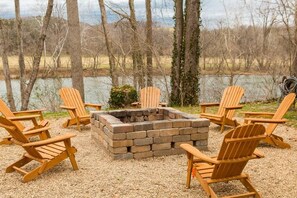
[[264, 136, 291, 149], [0, 137, 13, 145], [186, 153, 193, 188], [6, 156, 32, 173], [240, 176, 262, 198], [64, 139, 79, 170], [23, 166, 43, 183]]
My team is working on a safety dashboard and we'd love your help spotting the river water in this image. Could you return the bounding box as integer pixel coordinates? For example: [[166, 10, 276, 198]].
[[0, 74, 281, 111]]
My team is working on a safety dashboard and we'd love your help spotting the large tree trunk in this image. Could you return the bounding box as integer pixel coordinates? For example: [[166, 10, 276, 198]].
[[14, 0, 26, 106], [98, 0, 118, 86], [0, 20, 16, 111], [182, 0, 200, 105], [170, 0, 184, 105], [129, 0, 144, 89], [145, 0, 153, 86], [66, 0, 85, 101]]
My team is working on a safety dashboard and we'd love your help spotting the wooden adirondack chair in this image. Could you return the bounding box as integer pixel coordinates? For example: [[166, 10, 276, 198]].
[[0, 116, 78, 182], [59, 87, 102, 131], [0, 99, 49, 145], [244, 93, 296, 149], [181, 124, 266, 198], [132, 86, 167, 108], [200, 86, 244, 132]]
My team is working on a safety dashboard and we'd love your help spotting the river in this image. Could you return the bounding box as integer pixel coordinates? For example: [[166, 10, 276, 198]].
[[0, 74, 281, 110]]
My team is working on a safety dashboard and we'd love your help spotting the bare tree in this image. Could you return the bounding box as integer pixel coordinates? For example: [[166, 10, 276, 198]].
[[146, 0, 153, 86], [14, 0, 54, 110], [0, 19, 16, 111], [98, 0, 118, 86], [66, 0, 85, 100]]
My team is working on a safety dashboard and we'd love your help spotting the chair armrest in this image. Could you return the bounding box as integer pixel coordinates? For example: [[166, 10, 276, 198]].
[[244, 112, 275, 117], [13, 109, 46, 115], [224, 105, 243, 110], [60, 105, 76, 110], [7, 114, 40, 121], [22, 127, 51, 136], [200, 103, 220, 107], [244, 117, 287, 124], [84, 103, 102, 110], [23, 133, 76, 147], [180, 144, 219, 164]]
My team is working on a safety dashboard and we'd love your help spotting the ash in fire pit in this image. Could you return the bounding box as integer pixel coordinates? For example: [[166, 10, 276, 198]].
[[91, 108, 209, 160]]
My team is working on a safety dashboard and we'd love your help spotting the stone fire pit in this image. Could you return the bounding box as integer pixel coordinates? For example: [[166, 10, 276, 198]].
[[91, 107, 209, 160]]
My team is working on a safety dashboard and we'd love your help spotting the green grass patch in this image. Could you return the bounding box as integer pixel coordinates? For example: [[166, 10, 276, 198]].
[[43, 111, 68, 119]]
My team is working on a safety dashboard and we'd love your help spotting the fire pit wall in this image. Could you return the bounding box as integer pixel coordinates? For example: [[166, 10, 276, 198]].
[[91, 108, 210, 160]]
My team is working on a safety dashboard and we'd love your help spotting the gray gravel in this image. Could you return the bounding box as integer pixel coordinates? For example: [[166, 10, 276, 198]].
[[1, 117, 297, 198]]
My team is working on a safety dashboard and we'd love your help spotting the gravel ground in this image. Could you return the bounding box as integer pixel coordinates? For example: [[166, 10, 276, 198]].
[[1, 117, 297, 198]]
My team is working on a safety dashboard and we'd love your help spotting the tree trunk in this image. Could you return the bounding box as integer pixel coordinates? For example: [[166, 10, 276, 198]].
[[66, 0, 85, 101], [170, 0, 184, 106], [129, 0, 144, 89], [146, 0, 153, 86], [98, 0, 118, 86], [14, 0, 26, 106], [21, 0, 54, 110], [180, 0, 200, 106], [293, 0, 297, 76], [0, 20, 16, 111]]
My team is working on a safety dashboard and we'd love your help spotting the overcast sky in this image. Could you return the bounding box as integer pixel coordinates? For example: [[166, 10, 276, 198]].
[[0, 0, 249, 27]]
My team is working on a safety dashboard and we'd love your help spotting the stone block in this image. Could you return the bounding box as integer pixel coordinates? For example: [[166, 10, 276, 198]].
[[153, 120, 172, 130], [172, 135, 191, 142], [159, 128, 179, 136], [154, 149, 172, 157], [108, 110, 127, 118], [133, 121, 153, 131], [111, 124, 134, 133], [171, 148, 186, 155], [127, 131, 147, 140], [172, 119, 191, 128], [147, 130, 160, 138], [110, 140, 133, 147], [131, 145, 151, 153], [156, 114, 164, 120], [154, 136, 172, 144], [134, 151, 153, 159], [152, 143, 171, 151], [191, 133, 208, 141], [198, 127, 209, 133], [126, 109, 144, 117], [191, 118, 210, 127], [134, 137, 153, 146], [108, 146, 127, 154], [179, 127, 198, 135]]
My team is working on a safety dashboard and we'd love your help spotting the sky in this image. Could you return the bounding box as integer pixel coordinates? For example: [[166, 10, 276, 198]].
[[0, 0, 250, 27]]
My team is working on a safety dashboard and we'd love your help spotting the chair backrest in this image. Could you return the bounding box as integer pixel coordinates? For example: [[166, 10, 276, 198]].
[[217, 86, 244, 119], [140, 87, 161, 108], [266, 93, 296, 135], [59, 87, 87, 118], [0, 117, 42, 158], [0, 99, 25, 131], [211, 124, 265, 180]]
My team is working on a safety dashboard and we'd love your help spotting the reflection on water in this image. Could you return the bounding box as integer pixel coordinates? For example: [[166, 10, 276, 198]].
[[0, 75, 281, 110]]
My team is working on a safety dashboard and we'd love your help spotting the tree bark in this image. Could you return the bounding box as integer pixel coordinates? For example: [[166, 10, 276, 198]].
[[170, 0, 184, 105], [98, 0, 118, 86], [14, 0, 26, 106], [0, 20, 16, 111], [146, 0, 153, 86], [182, 0, 200, 105], [66, 0, 85, 101]]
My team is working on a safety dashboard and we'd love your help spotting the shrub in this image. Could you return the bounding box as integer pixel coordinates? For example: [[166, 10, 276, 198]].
[[108, 85, 138, 108]]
